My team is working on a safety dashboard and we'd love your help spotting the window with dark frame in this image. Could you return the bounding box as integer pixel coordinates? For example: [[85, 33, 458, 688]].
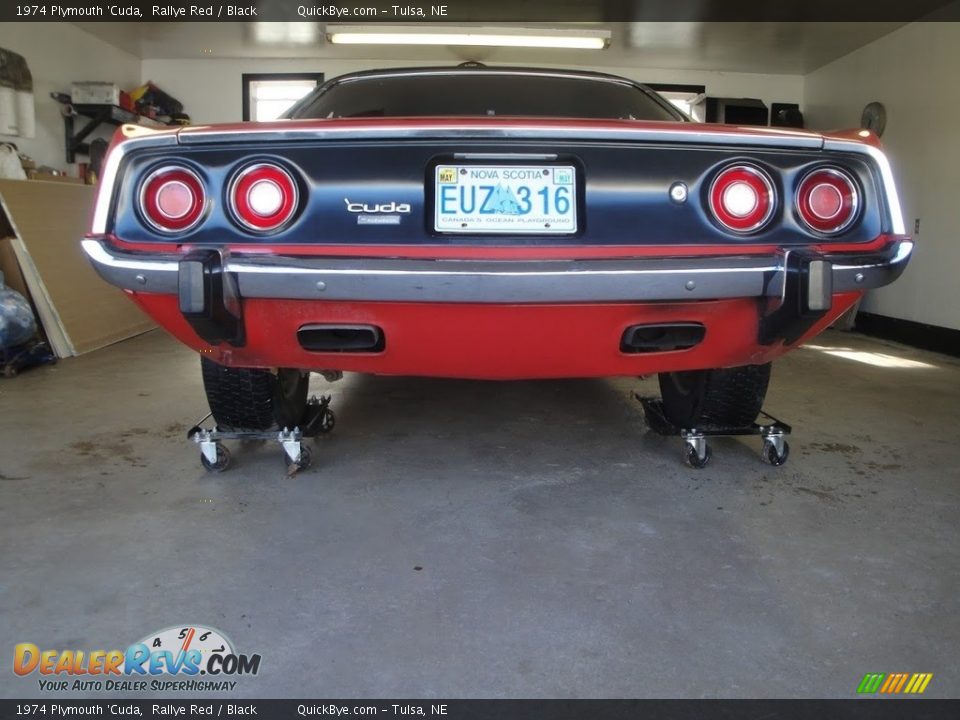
[[241, 73, 325, 122], [646, 83, 706, 121]]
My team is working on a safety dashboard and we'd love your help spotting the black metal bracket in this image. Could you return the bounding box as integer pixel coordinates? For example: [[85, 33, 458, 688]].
[[51, 93, 173, 163], [759, 250, 832, 346], [178, 250, 245, 347], [63, 107, 113, 164]]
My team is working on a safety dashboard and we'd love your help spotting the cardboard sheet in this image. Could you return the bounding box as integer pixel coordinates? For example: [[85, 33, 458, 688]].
[[0, 179, 155, 356]]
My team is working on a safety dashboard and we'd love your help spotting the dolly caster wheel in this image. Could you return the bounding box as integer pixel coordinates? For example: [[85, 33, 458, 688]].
[[201, 444, 231, 472], [684, 443, 711, 469], [318, 409, 336, 434], [762, 439, 789, 467], [284, 445, 312, 471]]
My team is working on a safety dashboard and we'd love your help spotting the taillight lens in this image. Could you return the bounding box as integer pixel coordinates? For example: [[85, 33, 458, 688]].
[[708, 165, 776, 234], [229, 163, 299, 232], [140, 166, 205, 233], [797, 168, 859, 235]]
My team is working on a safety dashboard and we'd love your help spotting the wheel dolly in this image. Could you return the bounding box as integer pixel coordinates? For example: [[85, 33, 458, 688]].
[[635, 394, 791, 469], [187, 395, 335, 473]]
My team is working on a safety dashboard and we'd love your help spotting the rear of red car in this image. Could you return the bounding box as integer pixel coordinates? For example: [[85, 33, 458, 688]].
[[83, 67, 912, 431]]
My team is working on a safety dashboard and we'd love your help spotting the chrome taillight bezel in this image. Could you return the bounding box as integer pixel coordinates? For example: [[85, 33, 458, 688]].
[[227, 162, 300, 233], [707, 164, 777, 235], [138, 165, 206, 234], [795, 166, 861, 236]]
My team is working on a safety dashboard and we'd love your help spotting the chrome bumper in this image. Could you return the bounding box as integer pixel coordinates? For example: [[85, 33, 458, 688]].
[[81, 238, 912, 305]]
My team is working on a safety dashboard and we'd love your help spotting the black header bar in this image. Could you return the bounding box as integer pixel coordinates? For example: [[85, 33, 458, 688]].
[[3, 0, 960, 22]]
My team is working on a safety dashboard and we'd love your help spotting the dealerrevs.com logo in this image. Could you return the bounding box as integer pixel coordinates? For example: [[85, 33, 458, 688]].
[[14, 625, 261, 692]]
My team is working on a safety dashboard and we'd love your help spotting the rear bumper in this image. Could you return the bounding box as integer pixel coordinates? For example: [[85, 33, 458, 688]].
[[128, 293, 864, 379], [82, 237, 912, 379], [82, 237, 912, 304]]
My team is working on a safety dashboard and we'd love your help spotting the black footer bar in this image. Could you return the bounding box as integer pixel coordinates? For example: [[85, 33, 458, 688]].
[[4, 699, 960, 720]]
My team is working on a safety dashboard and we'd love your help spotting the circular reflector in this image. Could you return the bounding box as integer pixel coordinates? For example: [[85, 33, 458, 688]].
[[140, 167, 205, 233], [229, 163, 298, 232], [247, 180, 284, 217], [722, 182, 759, 218], [797, 168, 859, 234], [708, 165, 775, 234]]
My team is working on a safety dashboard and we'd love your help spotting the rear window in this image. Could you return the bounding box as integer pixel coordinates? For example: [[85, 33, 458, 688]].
[[286, 73, 682, 122]]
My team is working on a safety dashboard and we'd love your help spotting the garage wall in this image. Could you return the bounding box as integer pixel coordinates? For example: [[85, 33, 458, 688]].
[[0, 23, 141, 171], [804, 22, 960, 331], [140, 57, 803, 125]]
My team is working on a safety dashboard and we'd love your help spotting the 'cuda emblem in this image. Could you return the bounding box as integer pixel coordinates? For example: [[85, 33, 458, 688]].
[[344, 198, 411, 214]]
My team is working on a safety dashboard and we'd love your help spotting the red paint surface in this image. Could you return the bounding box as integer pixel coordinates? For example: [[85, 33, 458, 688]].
[[129, 292, 861, 380]]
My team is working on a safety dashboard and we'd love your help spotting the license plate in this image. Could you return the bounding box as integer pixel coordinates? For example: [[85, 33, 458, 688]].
[[434, 165, 577, 234]]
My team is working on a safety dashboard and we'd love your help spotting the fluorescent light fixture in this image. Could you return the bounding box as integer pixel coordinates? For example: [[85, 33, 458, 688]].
[[327, 26, 610, 50]]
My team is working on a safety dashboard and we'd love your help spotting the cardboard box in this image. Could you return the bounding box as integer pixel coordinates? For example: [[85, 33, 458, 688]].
[[71, 82, 121, 106], [27, 170, 83, 184], [0, 179, 155, 356]]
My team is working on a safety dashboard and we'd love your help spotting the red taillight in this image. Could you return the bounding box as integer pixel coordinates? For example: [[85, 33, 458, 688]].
[[140, 166, 205, 232], [708, 165, 775, 234], [229, 163, 298, 232], [796, 168, 859, 235]]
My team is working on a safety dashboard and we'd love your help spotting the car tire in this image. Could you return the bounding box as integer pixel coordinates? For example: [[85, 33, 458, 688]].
[[200, 358, 309, 431], [657, 363, 772, 429]]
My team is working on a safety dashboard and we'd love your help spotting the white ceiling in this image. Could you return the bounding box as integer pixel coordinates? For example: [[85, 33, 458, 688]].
[[73, 22, 908, 75]]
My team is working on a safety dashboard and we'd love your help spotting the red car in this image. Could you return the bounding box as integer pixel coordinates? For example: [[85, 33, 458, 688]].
[[84, 66, 912, 442]]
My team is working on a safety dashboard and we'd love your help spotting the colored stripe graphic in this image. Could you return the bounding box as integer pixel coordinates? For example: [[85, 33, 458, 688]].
[[879, 674, 898, 693], [859, 672, 933, 694], [908, 673, 933, 694], [857, 673, 885, 693]]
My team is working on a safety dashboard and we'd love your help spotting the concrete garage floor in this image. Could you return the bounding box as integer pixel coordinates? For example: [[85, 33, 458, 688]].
[[1, 328, 958, 699]]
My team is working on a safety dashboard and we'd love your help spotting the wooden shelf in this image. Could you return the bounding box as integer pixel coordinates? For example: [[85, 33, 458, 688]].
[[51, 95, 175, 163], [72, 103, 169, 129]]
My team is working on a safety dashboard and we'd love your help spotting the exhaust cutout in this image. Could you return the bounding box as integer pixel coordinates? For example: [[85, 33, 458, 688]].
[[297, 324, 384, 353], [620, 323, 705, 354]]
